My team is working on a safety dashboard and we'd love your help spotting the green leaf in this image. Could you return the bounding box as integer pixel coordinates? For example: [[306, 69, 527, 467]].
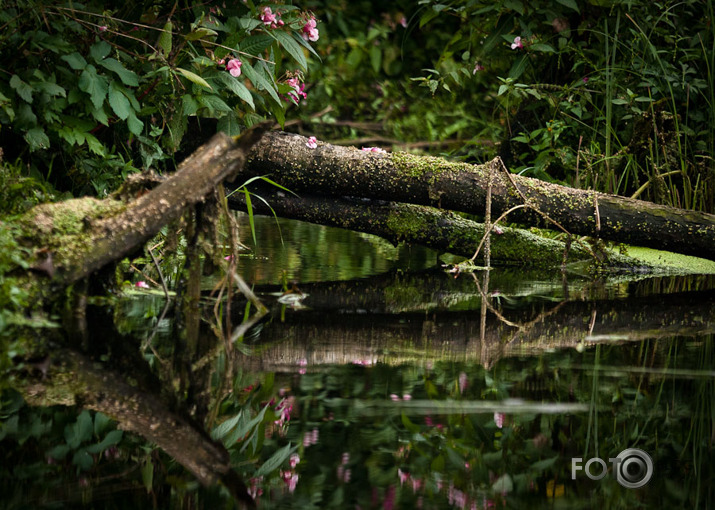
[[215, 72, 255, 110], [556, 0, 580, 12], [611, 98, 629, 105], [176, 67, 213, 91], [90, 41, 112, 62], [85, 133, 106, 156], [34, 81, 66, 97], [271, 31, 307, 71], [212, 410, 244, 441], [99, 58, 139, 87], [61, 52, 88, 70], [241, 62, 281, 104], [530, 455, 558, 472], [530, 43, 556, 53], [24, 127, 50, 150], [401, 412, 420, 433], [141, 458, 154, 493], [199, 94, 232, 113], [127, 111, 144, 135], [91, 105, 110, 126], [10, 75, 33, 103], [108, 81, 131, 120], [244, 188, 257, 245], [238, 34, 274, 56], [217, 111, 242, 136], [254, 443, 295, 478], [182, 94, 199, 116], [46, 444, 70, 460], [72, 449, 94, 471], [157, 22, 173, 58], [79, 65, 108, 110], [370, 46, 382, 74], [86, 430, 123, 454], [64, 410, 93, 449]]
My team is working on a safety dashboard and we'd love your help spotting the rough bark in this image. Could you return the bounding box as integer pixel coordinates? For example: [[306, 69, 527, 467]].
[[20, 124, 269, 286], [229, 187, 652, 270], [242, 131, 715, 261]]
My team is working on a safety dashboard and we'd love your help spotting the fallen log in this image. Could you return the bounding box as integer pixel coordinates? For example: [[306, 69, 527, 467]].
[[242, 132, 715, 261], [228, 187, 648, 270], [19, 124, 269, 287]]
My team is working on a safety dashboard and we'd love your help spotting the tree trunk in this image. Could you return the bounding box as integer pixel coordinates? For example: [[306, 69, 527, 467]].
[[20, 123, 269, 287], [242, 131, 715, 261], [228, 187, 642, 269]]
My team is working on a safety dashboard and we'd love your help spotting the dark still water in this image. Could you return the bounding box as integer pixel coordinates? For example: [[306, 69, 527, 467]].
[[1, 214, 714, 509]]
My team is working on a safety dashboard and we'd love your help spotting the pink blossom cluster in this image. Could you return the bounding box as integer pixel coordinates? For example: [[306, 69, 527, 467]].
[[274, 398, 293, 428], [248, 476, 263, 500], [306, 136, 318, 149], [494, 412, 505, 429], [303, 427, 319, 447], [286, 76, 307, 103], [280, 469, 299, 492], [336, 452, 351, 483], [458, 372, 468, 393], [302, 16, 319, 41], [260, 6, 284, 29], [390, 393, 411, 401]]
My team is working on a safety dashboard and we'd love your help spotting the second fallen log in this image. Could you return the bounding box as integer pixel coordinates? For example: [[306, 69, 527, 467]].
[[243, 132, 715, 261]]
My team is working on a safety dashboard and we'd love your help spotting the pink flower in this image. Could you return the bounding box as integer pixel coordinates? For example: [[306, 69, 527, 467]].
[[290, 453, 300, 468], [306, 136, 317, 148], [341, 452, 350, 465], [402, 394, 412, 401], [226, 58, 242, 77], [473, 63, 484, 74], [99, 25, 108, 32], [390, 394, 400, 402], [399, 17, 407, 28], [302, 17, 319, 42], [135, 281, 150, 289], [494, 412, 505, 429], [361, 147, 386, 153], [398, 468, 410, 485], [217, 58, 226, 65], [260, 7, 283, 29], [286, 76, 307, 102], [511, 36, 524, 50], [459, 372, 468, 393], [411, 477, 422, 493]]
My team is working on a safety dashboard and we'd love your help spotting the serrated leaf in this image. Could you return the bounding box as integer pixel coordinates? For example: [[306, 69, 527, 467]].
[[238, 34, 274, 57], [35, 81, 66, 97], [215, 72, 255, 110], [182, 94, 199, 115], [108, 81, 131, 120], [91, 105, 109, 125], [25, 127, 50, 150], [99, 58, 139, 87], [241, 62, 280, 104], [10, 75, 33, 103], [199, 94, 232, 113], [85, 133, 106, 156], [176, 67, 213, 90], [61, 52, 87, 70], [218, 111, 242, 136], [272, 31, 307, 71], [254, 443, 294, 478], [79, 65, 108, 110]]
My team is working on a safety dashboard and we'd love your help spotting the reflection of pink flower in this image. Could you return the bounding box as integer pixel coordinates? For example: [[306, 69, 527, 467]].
[[459, 372, 468, 393]]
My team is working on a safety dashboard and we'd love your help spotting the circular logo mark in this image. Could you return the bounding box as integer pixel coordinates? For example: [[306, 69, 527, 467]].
[[614, 448, 653, 488]]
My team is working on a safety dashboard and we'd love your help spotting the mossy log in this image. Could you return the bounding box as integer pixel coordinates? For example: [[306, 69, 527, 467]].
[[20, 124, 269, 286], [228, 187, 635, 269], [242, 131, 715, 261]]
